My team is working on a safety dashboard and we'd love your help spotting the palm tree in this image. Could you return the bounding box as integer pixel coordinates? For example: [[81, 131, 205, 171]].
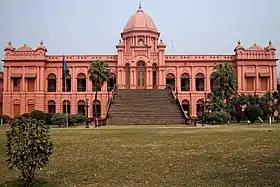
[[212, 62, 237, 101], [88, 60, 110, 127]]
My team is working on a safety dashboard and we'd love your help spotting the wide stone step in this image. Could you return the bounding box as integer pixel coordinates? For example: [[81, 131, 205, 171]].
[[107, 89, 185, 125], [109, 113, 183, 117], [109, 108, 181, 113], [107, 118, 186, 125], [111, 103, 177, 107], [115, 96, 170, 100]]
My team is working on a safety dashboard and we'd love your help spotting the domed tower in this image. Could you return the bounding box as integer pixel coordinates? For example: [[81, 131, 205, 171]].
[[121, 4, 160, 51], [116, 4, 165, 89]]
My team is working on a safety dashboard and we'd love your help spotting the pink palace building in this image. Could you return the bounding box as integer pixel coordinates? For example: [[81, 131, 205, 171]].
[[1, 6, 278, 119]]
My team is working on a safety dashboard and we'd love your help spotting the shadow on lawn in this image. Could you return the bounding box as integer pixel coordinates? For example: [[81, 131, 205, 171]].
[[0, 179, 57, 187], [201, 152, 280, 186]]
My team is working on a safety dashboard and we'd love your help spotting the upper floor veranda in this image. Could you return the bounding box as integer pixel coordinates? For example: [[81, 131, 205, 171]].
[[2, 39, 278, 95]]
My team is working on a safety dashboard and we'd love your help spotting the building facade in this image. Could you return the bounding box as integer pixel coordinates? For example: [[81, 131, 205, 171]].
[[2, 6, 278, 119]]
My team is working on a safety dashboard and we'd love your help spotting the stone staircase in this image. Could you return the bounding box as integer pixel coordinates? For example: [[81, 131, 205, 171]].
[[106, 89, 186, 125]]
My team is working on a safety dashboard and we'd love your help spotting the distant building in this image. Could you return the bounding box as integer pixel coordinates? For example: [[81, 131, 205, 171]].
[[1, 6, 278, 119]]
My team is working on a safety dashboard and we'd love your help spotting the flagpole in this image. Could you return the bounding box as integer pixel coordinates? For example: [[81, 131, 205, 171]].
[[65, 72, 68, 127]]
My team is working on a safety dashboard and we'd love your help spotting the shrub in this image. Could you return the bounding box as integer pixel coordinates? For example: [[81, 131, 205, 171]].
[[22, 113, 32, 118], [44, 113, 54, 125], [6, 116, 53, 186], [30, 110, 45, 121], [51, 113, 66, 127], [244, 104, 261, 124], [0, 114, 10, 124], [70, 114, 86, 125], [205, 111, 231, 124], [233, 105, 243, 123]]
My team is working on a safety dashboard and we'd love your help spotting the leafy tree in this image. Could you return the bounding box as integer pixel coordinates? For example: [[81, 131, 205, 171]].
[[6, 116, 53, 186], [212, 62, 237, 102], [205, 63, 237, 124], [88, 60, 110, 127]]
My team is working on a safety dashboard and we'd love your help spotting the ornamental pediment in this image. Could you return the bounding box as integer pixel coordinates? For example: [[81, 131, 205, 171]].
[[16, 44, 34, 52]]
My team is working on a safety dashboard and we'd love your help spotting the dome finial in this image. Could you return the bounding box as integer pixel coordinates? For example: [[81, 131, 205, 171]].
[[139, 2, 142, 9]]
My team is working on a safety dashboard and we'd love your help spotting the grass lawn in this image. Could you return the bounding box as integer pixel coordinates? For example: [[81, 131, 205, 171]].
[[0, 124, 280, 187]]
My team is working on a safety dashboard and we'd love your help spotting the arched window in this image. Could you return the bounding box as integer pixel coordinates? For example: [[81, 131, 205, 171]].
[[63, 74, 72, 92], [27, 99, 35, 113], [77, 100, 85, 115], [13, 100, 20, 117], [138, 39, 144, 46], [108, 73, 117, 91], [196, 73, 205, 91], [181, 73, 190, 91], [152, 63, 158, 89], [182, 100, 190, 117], [92, 100, 101, 118], [47, 73, 56, 92], [77, 73, 86, 92], [196, 99, 204, 117], [63, 100, 71, 114], [48, 100, 56, 114], [125, 63, 130, 88], [166, 73, 175, 90]]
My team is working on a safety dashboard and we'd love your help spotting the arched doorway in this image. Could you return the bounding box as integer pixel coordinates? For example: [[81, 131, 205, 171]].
[[166, 73, 175, 90], [92, 100, 101, 118], [77, 100, 85, 115], [108, 73, 117, 91], [196, 99, 204, 117], [182, 100, 190, 117], [136, 61, 146, 89], [48, 100, 56, 114]]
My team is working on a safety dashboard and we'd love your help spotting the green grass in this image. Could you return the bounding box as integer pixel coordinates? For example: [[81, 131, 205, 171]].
[[0, 124, 280, 187]]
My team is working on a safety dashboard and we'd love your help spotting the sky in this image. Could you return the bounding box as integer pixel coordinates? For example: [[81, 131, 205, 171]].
[[0, 0, 279, 73]]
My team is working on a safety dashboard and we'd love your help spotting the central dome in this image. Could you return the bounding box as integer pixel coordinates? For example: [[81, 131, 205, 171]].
[[123, 6, 158, 33]]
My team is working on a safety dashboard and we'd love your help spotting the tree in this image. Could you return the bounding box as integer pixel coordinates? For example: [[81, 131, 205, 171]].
[[212, 62, 237, 102], [205, 63, 237, 124], [6, 116, 53, 186], [88, 60, 110, 127]]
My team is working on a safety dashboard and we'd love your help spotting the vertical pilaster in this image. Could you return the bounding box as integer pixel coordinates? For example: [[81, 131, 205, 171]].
[[21, 66, 25, 92], [237, 66, 242, 91], [40, 67, 44, 91], [8, 67, 12, 91], [255, 66, 259, 91], [58, 67, 62, 92], [273, 65, 277, 90], [72, 67, 76, 92], [36, 67, 40, 91], [206, 66, 210, 92], [241, 65, 245, 91], [270, 66, 273, 90], [4, 66, 8, 92], [176, 67, 180, 93]]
